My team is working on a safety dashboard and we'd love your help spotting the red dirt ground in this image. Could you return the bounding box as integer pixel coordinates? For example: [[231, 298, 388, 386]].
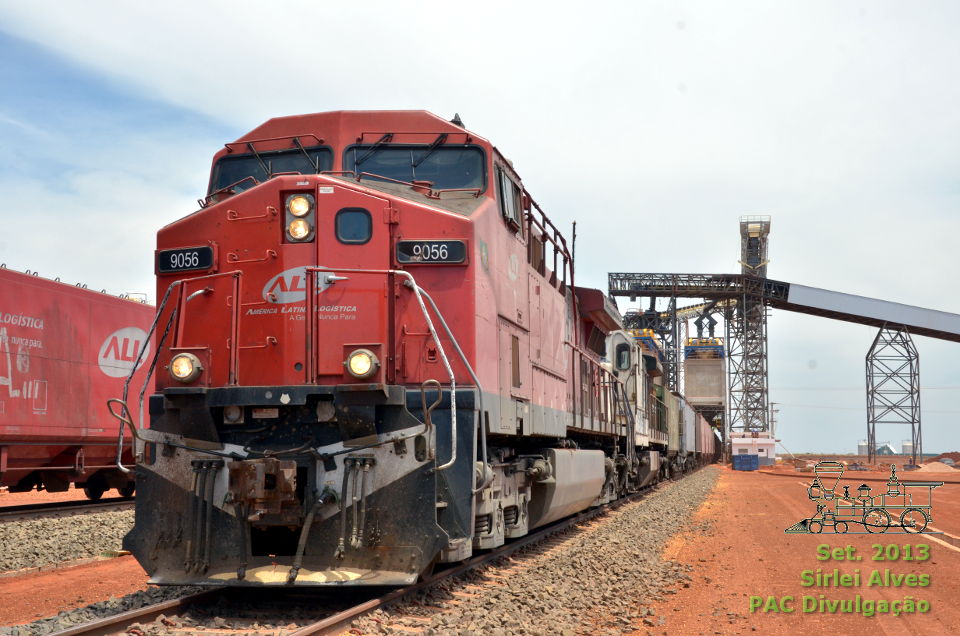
[[639, 466, 960, 635], [0, 556, 149, 627], [1, 486, 145, 628], [0, 485, 94, 507]]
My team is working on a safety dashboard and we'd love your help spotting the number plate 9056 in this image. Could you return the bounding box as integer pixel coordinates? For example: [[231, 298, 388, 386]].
[[157, 246, 215, 274], [396, 240, 466, 264]]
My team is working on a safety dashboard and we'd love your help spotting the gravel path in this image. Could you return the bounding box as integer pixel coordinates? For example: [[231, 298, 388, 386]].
[[353, 466, 719, 635], [0, 510, 134, 573]]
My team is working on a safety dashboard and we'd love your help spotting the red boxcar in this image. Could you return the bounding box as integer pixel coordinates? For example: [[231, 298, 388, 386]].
[[0, 267, 154, 498]]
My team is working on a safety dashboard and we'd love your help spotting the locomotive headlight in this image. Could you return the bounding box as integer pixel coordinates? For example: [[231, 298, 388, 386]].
[[286, 193, 314, 217], [287, 219, 313, 240], [169, 352, 202, 382], [345, 349, 379, 379], [283, 193, 315, 244]]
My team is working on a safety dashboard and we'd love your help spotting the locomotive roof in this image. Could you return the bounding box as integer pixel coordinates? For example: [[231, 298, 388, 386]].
[[230, 110, 491, 149], [214, 110, 496, 216]]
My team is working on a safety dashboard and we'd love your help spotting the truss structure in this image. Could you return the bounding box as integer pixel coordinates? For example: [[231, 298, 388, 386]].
[[726, 216, 772, 435], [608, 273, 780, 437], [622, 299, 682, 393], [609, 217, 773, 442], [866, 327, 921, 465], [725, 293, 769, 433]]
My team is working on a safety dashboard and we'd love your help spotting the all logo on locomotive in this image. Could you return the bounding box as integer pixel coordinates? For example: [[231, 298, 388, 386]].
[[113, 111, 719, 586]]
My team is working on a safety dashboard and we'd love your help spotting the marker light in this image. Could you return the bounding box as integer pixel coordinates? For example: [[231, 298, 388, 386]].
[[287, 219, 312, 240], [345, 349, 379, 379], [223, 405, 243, 423], [286, 194, 314, 218], [170, 353, 202, 383]]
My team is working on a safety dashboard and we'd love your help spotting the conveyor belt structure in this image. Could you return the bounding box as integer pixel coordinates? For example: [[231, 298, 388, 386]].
[[608, 273, 960, 343]]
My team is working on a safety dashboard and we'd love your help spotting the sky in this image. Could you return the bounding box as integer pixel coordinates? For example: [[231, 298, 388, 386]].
[[1, 1, 958, 454]]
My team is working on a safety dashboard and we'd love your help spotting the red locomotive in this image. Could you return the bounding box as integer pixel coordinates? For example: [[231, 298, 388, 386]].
[[0, 267, 152, 499], [122, 111, 715, 587]]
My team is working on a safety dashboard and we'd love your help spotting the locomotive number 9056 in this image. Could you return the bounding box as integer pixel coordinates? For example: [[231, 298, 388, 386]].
[[157, 246, 215, 273], [396, 240, 466, 264]]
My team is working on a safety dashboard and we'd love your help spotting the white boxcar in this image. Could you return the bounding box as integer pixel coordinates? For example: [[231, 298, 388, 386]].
[[681, 398, 697, 455]]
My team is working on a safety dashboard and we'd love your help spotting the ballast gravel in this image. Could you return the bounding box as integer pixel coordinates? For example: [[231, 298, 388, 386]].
[[0, 586, 202, 636], [354, 466, 719, 635], [0, 509, 134, 573]]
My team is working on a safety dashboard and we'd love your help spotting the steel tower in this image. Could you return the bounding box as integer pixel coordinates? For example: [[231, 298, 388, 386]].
[[725, 216, 771, 434], [866, 327, 921, 465]]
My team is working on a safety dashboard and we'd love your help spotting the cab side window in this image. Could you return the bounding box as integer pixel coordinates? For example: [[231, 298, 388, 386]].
[[496, 166, 523, 231]]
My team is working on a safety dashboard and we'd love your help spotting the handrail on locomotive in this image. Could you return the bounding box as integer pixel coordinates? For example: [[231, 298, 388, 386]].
[[109, 266, 486, 479]]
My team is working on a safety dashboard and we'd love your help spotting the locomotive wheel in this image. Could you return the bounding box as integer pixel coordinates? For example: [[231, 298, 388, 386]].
[[118, 482, 136, 498], [808, 521, 822, 534], [835, 521, 849, 534], [83, 482, 106, 501], [864, 508, 891, 533], [900, 508, 928, 533]]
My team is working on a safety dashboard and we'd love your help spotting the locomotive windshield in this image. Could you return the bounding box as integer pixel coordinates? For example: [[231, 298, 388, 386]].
[[344, 145, 485, 190], [209, 146, 333, 194]]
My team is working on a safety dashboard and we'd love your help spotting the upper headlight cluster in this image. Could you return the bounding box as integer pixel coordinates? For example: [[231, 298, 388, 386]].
[[285, 193, 315, 242], [287, 194, 312, 217]]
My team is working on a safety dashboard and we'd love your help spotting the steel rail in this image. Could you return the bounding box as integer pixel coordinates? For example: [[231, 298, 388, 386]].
[[0, 497, 134, 522], [51, 589, 222, 636]]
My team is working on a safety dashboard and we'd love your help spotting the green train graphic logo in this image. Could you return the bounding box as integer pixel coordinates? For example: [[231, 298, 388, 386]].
[[785, 461, 943, 534]]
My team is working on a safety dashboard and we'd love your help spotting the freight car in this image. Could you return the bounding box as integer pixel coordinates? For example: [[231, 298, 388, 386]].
[[118, 111, 716, 587], [0, 267, 153, 498]]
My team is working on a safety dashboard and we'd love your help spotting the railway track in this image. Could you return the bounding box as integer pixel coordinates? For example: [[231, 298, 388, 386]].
[[46, 472, 689, 636], [0, 497, 134, 523]]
